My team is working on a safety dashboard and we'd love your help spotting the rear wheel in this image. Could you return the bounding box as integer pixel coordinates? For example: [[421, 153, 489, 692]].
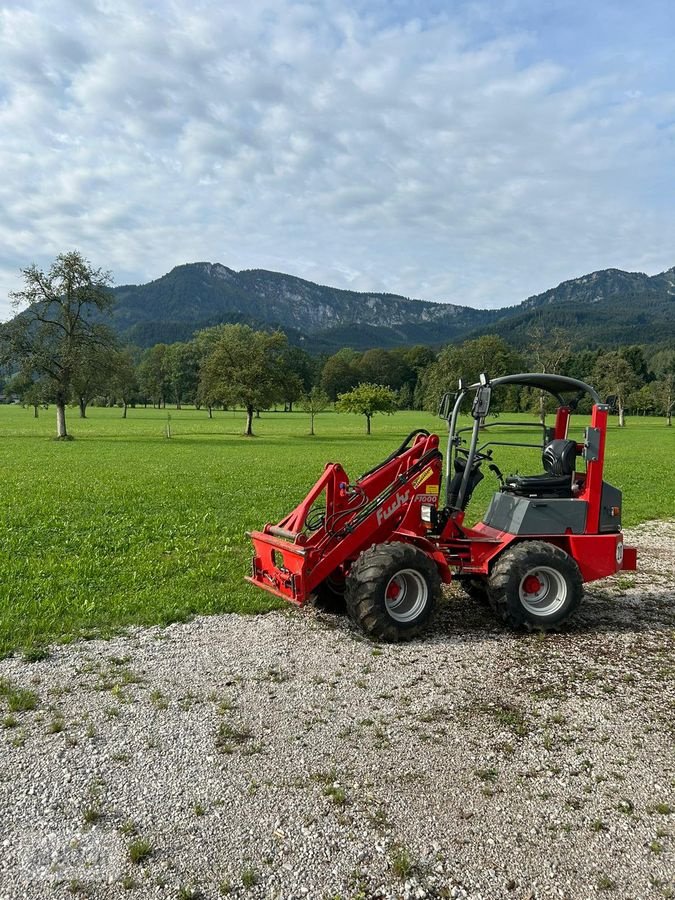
[[487, 541, 583, 630], [346, 542, 440, 642]]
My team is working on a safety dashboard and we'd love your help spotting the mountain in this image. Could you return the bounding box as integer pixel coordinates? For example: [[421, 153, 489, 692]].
[[107, 262, 675, 350], [477, 267, 675, 349], [111, 263, 494, 350]]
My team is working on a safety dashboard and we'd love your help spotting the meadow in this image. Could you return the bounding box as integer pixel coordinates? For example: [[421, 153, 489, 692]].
[[0, 403, 672, 656]]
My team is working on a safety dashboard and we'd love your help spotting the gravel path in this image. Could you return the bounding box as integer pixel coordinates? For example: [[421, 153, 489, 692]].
[[1, 523, 674, 900]]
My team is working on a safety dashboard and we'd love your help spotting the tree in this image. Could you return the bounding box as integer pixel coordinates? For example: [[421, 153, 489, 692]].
[[278, 370, 304, 413], [627, 384, 655, 416], [420, 335, 524, 413], [320, 349, 360, 401], [166, 341, 199, 409], [71, 343, 118, 418], [593, 352, 640, 427], [299, 387, 330, 435], [336, 383, 398, 434], [1, 251, 114, 439], [192, 326, 229, 415], [404, 344, 436, 373], [199, 325, 287, 435], [619, 345, 652, 384], [137, 344, 172, 408], [404, 345, 436, 410], [109, 348, 139, 418], [279, 347, 316, 411], [356, 348, 412, 391], [5, 371, 48, 418], [397, 382, 414, 409], [564, 347, 603, 383], [526, 324, 572, 425], [650, 369, 675, 426], [648, 347, 675, 378]]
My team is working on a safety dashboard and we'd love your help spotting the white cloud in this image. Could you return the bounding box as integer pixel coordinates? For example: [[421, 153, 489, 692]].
[[1, 0, 674, 318]]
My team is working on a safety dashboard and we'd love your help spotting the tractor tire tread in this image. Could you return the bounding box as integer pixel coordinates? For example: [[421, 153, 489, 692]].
[[345, 541, 440, 642], [487, 540, 583, 631]]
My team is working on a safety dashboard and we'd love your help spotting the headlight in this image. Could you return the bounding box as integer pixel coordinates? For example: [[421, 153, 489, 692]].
[[420, 504, 434, 523]]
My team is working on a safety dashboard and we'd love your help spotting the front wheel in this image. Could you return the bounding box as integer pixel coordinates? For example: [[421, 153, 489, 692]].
[[346, 542, 440, 642], [487, 541, 583, 630]]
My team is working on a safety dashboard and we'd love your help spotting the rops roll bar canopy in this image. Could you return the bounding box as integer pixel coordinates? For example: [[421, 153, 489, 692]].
[[439, 373, 603, 511], [466, 373, 601, 406]]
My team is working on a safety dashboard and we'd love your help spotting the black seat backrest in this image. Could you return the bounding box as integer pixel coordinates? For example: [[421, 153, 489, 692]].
[[542, 439, 577, 477]]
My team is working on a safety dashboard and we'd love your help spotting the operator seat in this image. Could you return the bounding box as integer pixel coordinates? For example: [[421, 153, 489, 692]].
[[501, 439, 578, 499]]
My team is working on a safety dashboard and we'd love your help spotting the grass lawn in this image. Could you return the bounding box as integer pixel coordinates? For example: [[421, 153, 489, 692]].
[[0, 403, 672, 655]]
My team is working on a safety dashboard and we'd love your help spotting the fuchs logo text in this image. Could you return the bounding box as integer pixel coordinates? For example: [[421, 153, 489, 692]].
[[376, 491, 410, 525]]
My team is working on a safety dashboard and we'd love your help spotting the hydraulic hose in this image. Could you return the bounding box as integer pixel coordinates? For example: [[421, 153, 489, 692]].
[[358, 429, 431, 480]]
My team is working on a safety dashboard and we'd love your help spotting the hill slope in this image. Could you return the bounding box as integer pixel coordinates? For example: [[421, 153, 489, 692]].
[[480, 267, 675, 348], [112, 263, 493, 349], [106, 262, 675, 349]]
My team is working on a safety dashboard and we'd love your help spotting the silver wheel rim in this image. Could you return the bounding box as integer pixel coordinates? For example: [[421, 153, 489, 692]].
[[518, 566, 568, 617], [384, 569, 429, 623]]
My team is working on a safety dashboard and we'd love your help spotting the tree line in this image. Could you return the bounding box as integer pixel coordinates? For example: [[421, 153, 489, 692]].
[[1, 252, 674, 438]]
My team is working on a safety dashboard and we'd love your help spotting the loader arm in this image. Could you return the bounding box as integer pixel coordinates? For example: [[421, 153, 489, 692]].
[[247, 432, 444, 605]]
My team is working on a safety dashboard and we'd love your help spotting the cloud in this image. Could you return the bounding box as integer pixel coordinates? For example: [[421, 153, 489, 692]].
[[1, 0, 674, 319]]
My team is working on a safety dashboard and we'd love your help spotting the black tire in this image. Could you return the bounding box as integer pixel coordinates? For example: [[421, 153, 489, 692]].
[[456, 575, 489, 605], [312, 571, 346, 614], [345, 542, 440, 642], [487, 540, 583, 631]]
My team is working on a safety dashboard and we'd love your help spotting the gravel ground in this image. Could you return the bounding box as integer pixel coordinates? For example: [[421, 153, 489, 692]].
[[1, 522, 674, 900]]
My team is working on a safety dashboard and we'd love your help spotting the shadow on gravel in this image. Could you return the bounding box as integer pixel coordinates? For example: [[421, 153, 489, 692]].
[[571, 588, 675, 632], [315, 581, 675, 647], [428, 583, 674, 640]]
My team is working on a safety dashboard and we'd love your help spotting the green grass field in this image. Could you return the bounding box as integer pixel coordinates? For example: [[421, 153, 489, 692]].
[[0, 404, 673, 655]]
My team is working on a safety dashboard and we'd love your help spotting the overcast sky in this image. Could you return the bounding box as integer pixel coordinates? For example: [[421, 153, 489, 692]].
[[1, 0, 674, 319]]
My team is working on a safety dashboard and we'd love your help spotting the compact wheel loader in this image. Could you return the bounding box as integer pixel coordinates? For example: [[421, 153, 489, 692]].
[[247, 373, 637, 641]]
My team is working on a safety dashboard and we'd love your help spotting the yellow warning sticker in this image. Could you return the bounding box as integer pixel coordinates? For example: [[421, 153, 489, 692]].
[[412, 466, 434, 489], [426, 484, 439, 495]]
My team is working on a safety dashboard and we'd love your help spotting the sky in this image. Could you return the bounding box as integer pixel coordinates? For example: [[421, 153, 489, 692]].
[[1, 0, 674, 320]]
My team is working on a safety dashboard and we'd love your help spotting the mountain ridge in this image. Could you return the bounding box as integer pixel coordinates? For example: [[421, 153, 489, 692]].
[[105, 261, 675, 350]]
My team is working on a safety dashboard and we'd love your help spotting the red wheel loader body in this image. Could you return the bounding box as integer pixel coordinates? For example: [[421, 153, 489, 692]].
[[247, 373, 637, 635]]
